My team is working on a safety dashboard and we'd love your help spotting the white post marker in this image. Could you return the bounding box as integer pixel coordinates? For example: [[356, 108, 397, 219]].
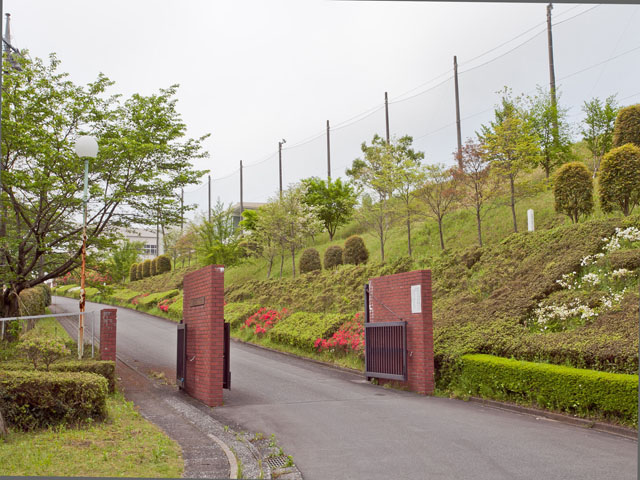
[[411, 285, 422, 314], [527, 209, 535, 232]]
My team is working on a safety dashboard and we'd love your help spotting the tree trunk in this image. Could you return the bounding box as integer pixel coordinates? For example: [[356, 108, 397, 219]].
[[279, 252, 284, 278], [379, 224, 385, 263], [510, 175, 518, 233], [406, 212, 412, 257], [0, 409, 7, 439], [544, 154, 550, 179], [267, 256, 273, 279], [328, 229, 334, 241], [291, 246, 296, 278], [438, 217, 445, 250], [476, 207, 483, 247]]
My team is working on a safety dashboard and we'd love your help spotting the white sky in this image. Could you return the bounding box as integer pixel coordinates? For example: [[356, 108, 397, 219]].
[[8, 1, 640, 214]]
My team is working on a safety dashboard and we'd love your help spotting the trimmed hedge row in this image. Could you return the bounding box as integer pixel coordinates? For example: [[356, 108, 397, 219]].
[[136, 289, 180, 310], [0, 360, 116, 392], [18, 287, 47, 317], [456, 354, 638, 426], [225, 302, 262, 329], [0, 369, 108, 430], [269, 311, 351, 351]]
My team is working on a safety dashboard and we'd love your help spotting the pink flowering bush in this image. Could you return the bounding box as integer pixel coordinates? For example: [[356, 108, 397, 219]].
[[158, 296, 177, 313], [241, 307, 288, 336], [314, 313, 364, 357]]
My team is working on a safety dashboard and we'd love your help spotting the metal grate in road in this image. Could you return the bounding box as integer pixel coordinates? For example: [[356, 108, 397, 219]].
[[265, 455, 290, 470]]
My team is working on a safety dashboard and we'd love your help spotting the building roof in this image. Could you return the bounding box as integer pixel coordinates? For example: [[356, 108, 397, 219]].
[[231, 202, 266, 215]]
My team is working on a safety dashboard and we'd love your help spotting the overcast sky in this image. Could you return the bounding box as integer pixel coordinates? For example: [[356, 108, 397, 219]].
[[8, 1, 640, 213]]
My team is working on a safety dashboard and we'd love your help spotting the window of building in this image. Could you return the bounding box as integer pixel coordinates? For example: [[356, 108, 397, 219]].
[[142, 244, 157, 256]]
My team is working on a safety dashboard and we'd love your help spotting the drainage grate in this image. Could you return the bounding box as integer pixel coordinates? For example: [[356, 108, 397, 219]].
[[265, 455, 290, 470]]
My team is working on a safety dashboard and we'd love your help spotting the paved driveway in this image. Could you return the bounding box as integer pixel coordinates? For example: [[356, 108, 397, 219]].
[[53, 296, 637, 480]]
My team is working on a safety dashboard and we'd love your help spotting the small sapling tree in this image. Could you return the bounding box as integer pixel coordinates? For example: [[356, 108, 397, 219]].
[[599, 144, 640, 216], [553, 162, 594, 223]]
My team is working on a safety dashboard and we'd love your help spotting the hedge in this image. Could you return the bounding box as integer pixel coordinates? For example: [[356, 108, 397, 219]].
[[344, 235, 368, 265], [18, 287, 46, 317], [111, 289, 142, 303], [299, 248, 322, 274], [157, 255, 172, 274], [129, 263, 138, 282], [269, 311, 351, 351], [225, 302, 262, 329], [151, 258, 158, 277], [324, 245, 344, 269], [0, 370, 108, 430], [456, 354, 638, 426], [0, 360, 116, 393], [136, 289, 180, 310], [54, 284, 77, 295], [167, 295, 183, 321], [142, 259, 152, 278]]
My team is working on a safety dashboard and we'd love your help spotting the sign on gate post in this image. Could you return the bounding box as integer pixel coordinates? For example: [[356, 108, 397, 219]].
[[99, 309, 117, 362], [181, 264, 226, 407], [367, 270, 434, 395]]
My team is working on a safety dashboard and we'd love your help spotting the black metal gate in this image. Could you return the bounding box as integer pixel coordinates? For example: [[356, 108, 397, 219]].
[[177, 323, 186, 389], [364, 284, 407, 381], [223, 322, 231, 389]]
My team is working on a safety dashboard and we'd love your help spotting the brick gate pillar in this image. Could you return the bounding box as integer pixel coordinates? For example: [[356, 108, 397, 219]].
[[99, 309, 117, 362], [368, 270, 434, 395], [182, 264, 225, 407]]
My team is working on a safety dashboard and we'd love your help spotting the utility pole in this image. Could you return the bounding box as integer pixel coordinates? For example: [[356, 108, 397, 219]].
[[454, 55, 463, 169], [326, 120, 331, 181], [208, 174, 211, 223], [547, 3, 559, 136], [384, 92, 390, 144], [239, 160, 244, 215], [0, 8, 5, 241], [278, 139, 286, 197]]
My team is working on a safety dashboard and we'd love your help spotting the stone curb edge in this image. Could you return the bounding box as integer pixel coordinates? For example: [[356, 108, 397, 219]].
[[469, 396, 638, 441]]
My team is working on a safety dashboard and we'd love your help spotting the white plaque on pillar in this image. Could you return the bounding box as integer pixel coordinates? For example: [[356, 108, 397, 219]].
[[411, 285, 422, 313]]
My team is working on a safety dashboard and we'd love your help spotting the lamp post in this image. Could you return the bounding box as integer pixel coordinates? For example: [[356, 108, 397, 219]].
[[74, 135, 98, 359]]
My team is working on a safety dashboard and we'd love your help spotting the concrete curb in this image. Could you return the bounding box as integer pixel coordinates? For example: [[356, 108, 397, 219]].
[[469, 396, 638, 441]]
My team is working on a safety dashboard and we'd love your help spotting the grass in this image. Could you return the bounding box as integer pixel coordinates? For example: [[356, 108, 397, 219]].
[[0, 392, 183, 478], [22, 311, 73, 342]]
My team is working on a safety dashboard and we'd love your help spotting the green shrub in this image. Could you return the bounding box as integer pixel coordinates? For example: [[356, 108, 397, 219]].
[[0, 360, 116, 393], [607, 249, 640, 271], [599, 144, 640, 216], [157, 255, 172, 274], [553, 162, 593, 223], [324, 245, 344, 269], [18, 287, 46, 317], [344, 235, 368, 265], [35, 284, 52, 307], [151, 258, 157, 277], [456, 354, 638, 426], [142, 259, 152, 278], [136, 289, 180, 310], [18, 337, 70, 370], [0, 370, 108, 430], [137, 263, 144, 280], [54, 284, 77, 295], [167, 295, 183, 321], [129, 263, 138, 282], [613, 104, 640, 148], [299, 248, 322, 274], [268, 311, 350, 351], [225, 302, 262, 329], [111, 289, 142, 303]]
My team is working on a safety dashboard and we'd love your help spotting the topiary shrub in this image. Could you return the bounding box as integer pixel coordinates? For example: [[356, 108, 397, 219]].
[[129, 263, 138, 282], [150, 257, 157, 277], [299, 248, 322, 274], [0, 370, 108, 430], [137, 262, 144, 280], [157, 255, 171, 274], [18, 337, 70, 370], [553, 162, 594, 223], [344, 235, 369, 265], [142, 259, 152, 278], [35, 284, 52, 307], [599, 144, 640, 216], [613, 104, 640, 148], [324, 245, 344, 269], [18, 287, 47, 317]]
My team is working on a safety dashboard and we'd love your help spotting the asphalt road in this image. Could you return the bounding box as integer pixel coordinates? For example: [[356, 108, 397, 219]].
[[53, 296, 637, 480]]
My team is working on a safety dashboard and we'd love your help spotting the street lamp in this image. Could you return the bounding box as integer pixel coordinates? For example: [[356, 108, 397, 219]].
[[74, 135, 98, 359]]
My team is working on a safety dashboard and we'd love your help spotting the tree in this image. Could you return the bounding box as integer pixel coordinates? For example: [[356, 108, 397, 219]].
[[599, 144, 640, 216], [613, 104, 640, 148], [480, 91, 540, 233], [106, 239, 142, 284], [581, 96, 618, 176], [453, 139, 501, 247], [248, 202, 287, 279], [0, 54, 207, 317], [416, 164, 458, 250], [553, 162, 594, 223], [194, 200, 243, 267], [347, 134, 399, 262], [529, 89, 572, 178], [301, 177, 357, 241]]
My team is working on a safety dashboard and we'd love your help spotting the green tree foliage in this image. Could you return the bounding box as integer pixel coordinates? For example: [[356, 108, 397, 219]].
[[301, 177, 357, 241], [299, 248, 322, 274], [106, 240, 142, 284], [553, 162, 594, 223], [0, 54, 207, 317], [129, 263, 138, 282], [416, 164, 458, 250], [245, 203, 285, 279], [613, 104, 640, 148], [157, 255, 171, 274], [481, 90, 540, 233], [344, 235, 369, 265], [323, 245, 344, 269], [599, 144, 640, 216], [195, 200, 243, 267], [453, 139, 501, 247], [142, 259, 152, 278], [581, 96, 618, 175], [529, 89, 573, 178], [150, 258, 157, 276]]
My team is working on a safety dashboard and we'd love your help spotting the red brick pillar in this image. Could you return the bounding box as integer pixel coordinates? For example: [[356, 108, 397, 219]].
[[368, 270, 434, 395], [99, 309, 117, 362], [182, 264, 225, 407]]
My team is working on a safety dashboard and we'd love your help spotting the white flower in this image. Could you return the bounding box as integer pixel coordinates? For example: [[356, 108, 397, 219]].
[[611, 268, 631, 280], [582, 273, 600, 286]]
